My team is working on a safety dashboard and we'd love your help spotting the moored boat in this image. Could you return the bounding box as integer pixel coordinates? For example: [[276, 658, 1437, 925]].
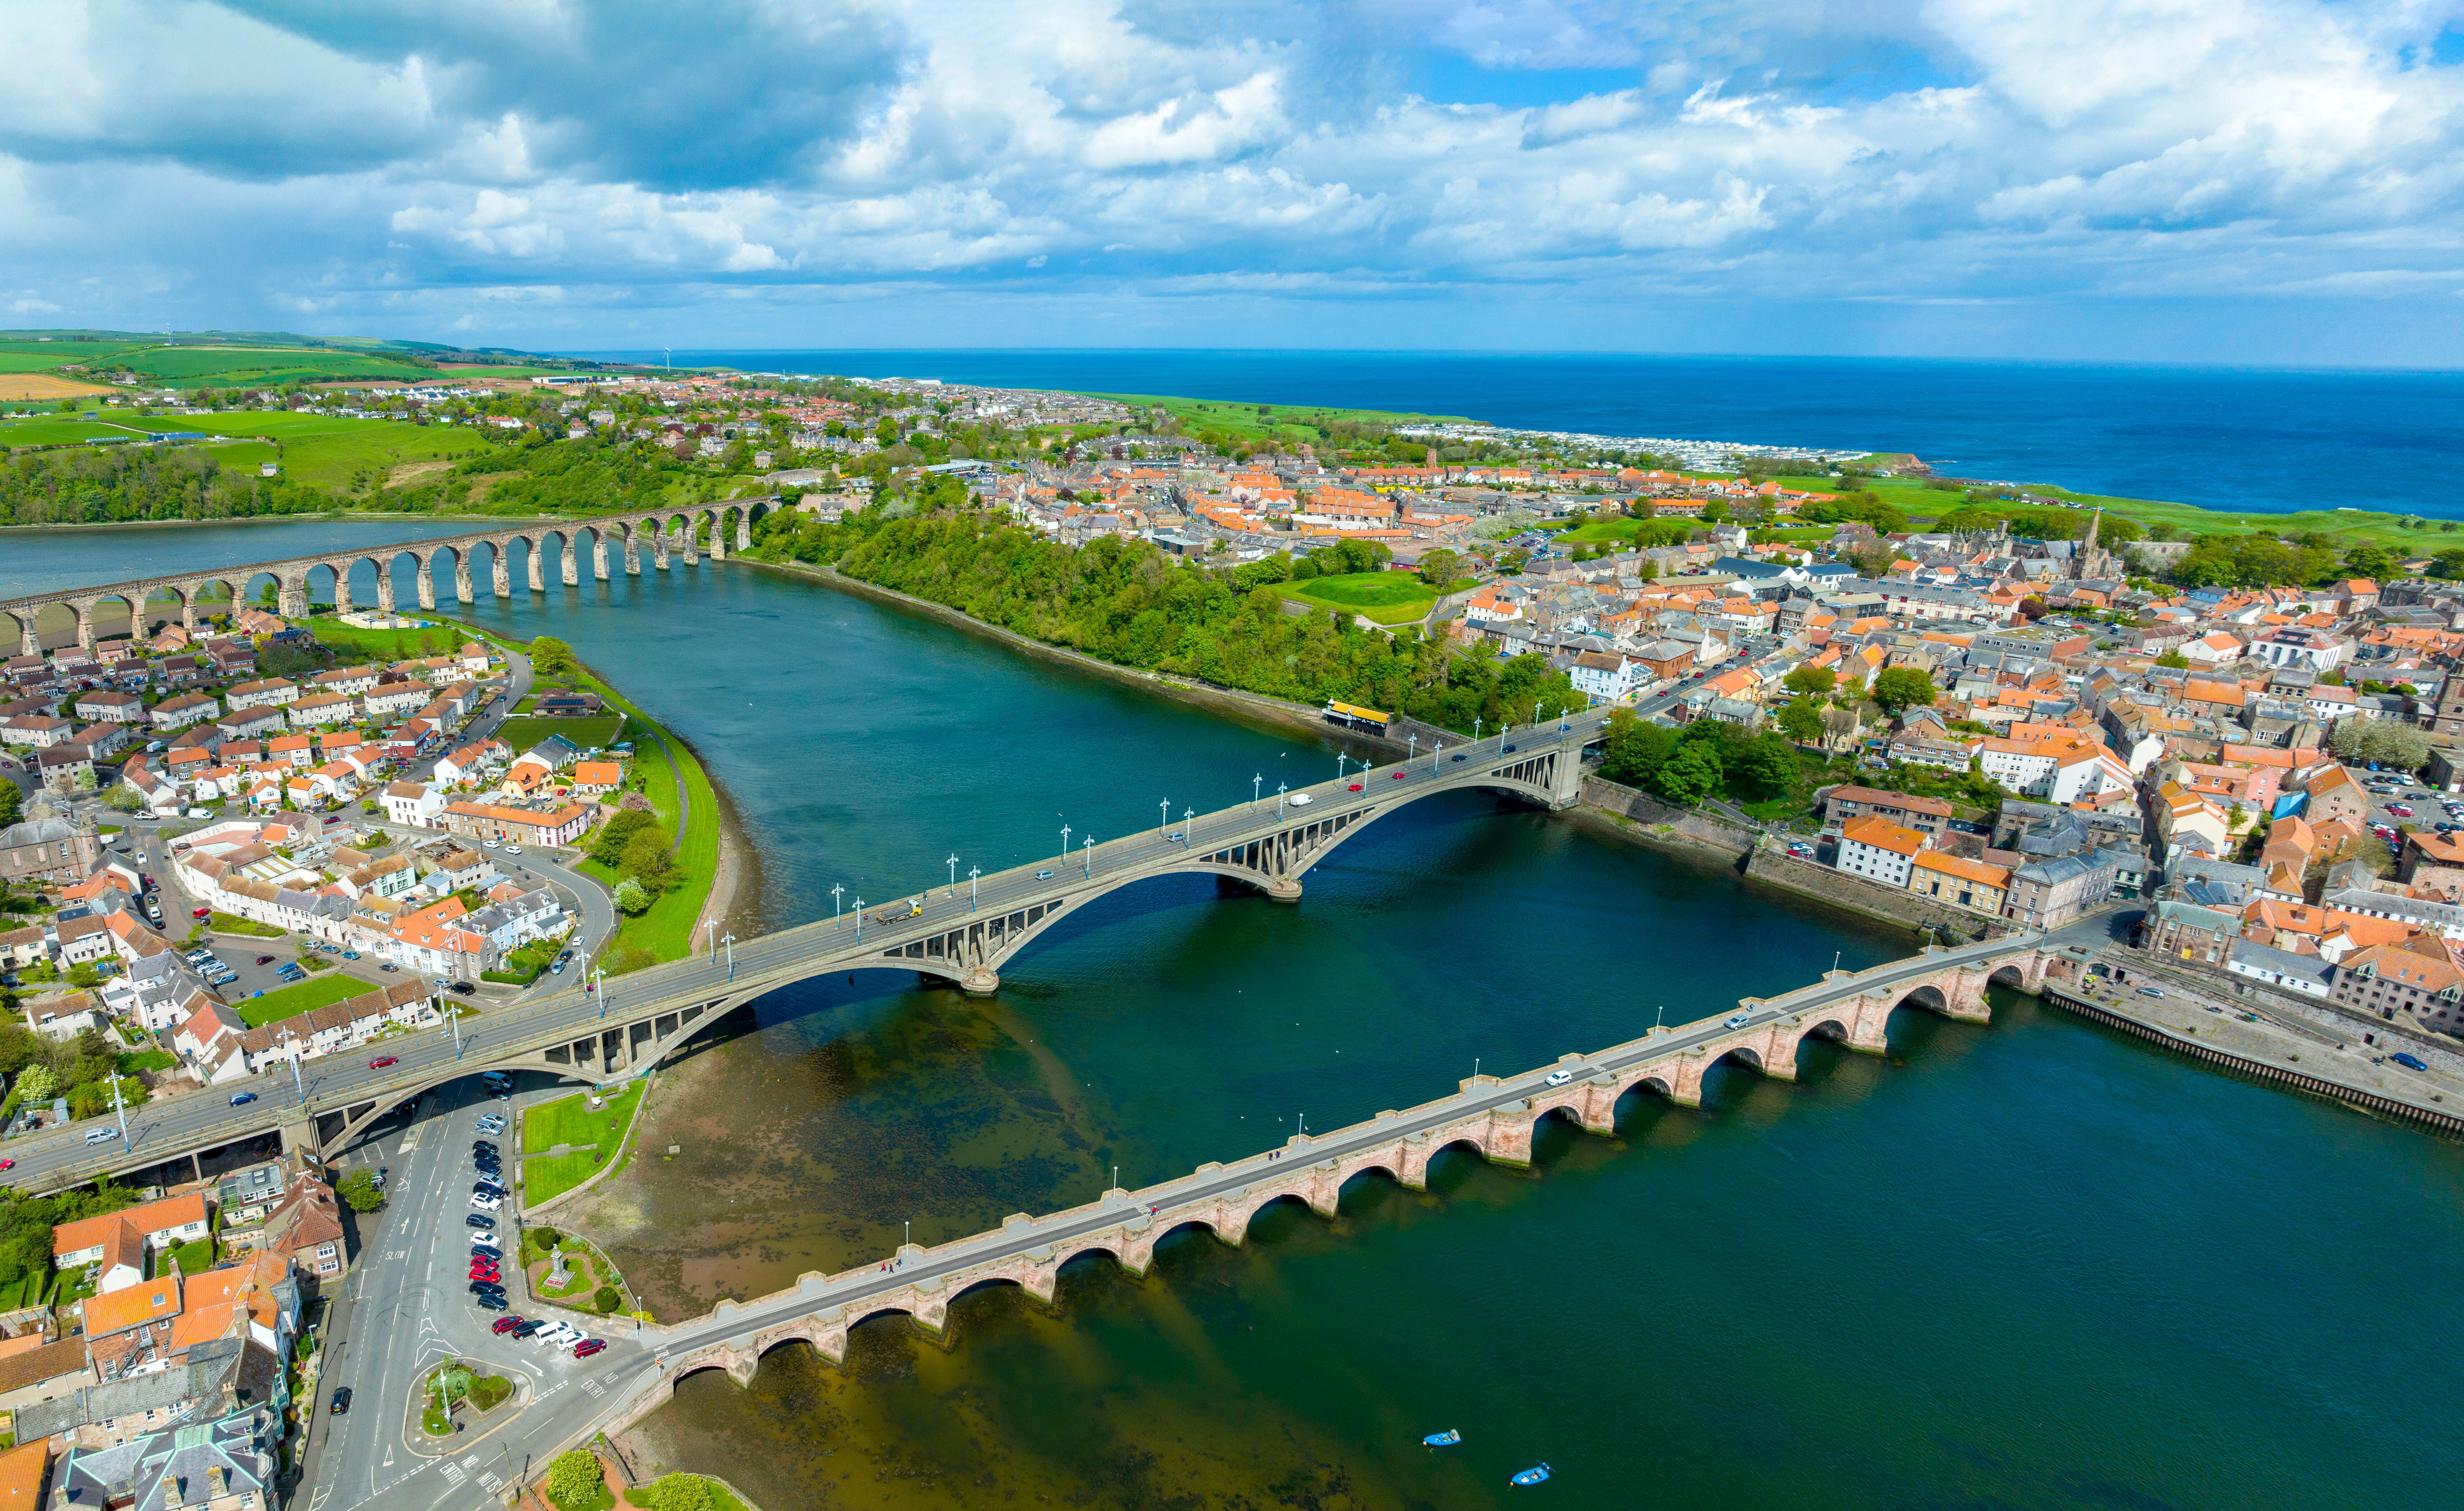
[[1510, 1464, 1552, 1486], [1422, 1430, 1461, 1447]]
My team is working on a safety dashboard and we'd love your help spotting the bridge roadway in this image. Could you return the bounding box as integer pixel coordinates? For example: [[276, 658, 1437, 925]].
[[0, 709, 1613, 1196]]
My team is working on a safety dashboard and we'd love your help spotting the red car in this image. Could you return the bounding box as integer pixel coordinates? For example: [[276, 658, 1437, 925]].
[[0, 1158, 14, 1171], [492, 1316, 525, 1335], [573, 1339, 606, 1358], [1390, 770, 1406, 780], [192, 906, 211, 919], [1348, 782, 1364, 791], [368, 1056, 398, 1069]]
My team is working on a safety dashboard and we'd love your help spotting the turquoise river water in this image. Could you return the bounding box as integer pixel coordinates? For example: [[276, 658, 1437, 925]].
[[8, 523, 2463, 1509]]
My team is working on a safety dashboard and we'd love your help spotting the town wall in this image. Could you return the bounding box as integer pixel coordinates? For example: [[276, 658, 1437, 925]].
[[1577, 774, 1756, 858]]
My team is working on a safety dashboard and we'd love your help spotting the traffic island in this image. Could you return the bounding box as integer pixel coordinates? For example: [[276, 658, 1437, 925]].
[[408, 1358, 521, 1447], [520, 1225, 636, 1320]]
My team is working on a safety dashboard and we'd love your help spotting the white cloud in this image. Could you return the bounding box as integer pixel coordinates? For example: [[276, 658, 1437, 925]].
[[1, 0, 2461, 351]]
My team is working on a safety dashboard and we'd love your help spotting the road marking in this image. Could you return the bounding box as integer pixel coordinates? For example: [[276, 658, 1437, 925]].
[[383, 1444, 394, 1469], [579, 1378, 603, 1397], [438, 1463, 463, 1487], [478, 1473, 502, 1492]]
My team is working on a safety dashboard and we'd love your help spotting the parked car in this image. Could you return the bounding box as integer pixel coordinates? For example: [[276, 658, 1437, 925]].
[[492, 1316, 525, 1335], [470, 1194, 501, 1210], [466, 1213, 496, 1230], [192, 906, 211, 919], [254, 954, 275, 966], [512, 1320, 546, 1339], [2138, 987, 2167, 998], [574, 1339, 606, 1359], [451, 981, 477, 995], [475, 1293, 509, 1311]]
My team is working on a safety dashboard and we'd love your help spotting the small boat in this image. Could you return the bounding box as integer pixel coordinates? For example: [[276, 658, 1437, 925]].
[[1510, 1464, 1552, 1487], [1422, 1430, 1461, 1447]]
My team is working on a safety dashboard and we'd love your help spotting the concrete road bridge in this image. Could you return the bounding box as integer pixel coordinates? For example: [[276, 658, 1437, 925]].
[[0, 500, 783, 651], [0, 713, 1609, 1195], [601, 933, 2079, 1426]]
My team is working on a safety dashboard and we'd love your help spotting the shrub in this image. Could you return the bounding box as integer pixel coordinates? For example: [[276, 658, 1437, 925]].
[[545, 1450, 603, 1510], [594, 1284, 622, 1313]]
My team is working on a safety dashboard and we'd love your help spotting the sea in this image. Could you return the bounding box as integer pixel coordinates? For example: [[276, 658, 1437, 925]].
[[569, 350, 2464, 520]]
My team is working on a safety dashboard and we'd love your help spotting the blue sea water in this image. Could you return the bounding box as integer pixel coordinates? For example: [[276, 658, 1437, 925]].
[[571, 349, 2464, 519]]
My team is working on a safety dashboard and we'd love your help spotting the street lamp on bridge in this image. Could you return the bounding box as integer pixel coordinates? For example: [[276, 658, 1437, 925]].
[[853, 899, 865, 942], [1277, 782, 1287, 816], [1336, 753, 1348, 782], [1059, 823, 1070, 860], [968, 866, 980, 911], [946, 854, 959, 898], [1159, 798, 1169, 837], [722, 932, 735, 983], [1251, 775, 1261, 810], [1082, 835, 1095, 877], [830, 883, 844, 918], [1407, 733, 1418, 764]]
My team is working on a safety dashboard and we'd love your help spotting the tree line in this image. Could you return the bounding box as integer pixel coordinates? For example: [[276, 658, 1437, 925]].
[[745, 504, 1585, 733], [0, 448, 331, 525]]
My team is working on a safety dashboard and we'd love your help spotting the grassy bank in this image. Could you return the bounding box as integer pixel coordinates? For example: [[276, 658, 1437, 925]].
[[521, 1082, 644, 1156], [443, 617, 720, 968], [236, 973, 367, 1028], [1278, 570, 1443, 625]]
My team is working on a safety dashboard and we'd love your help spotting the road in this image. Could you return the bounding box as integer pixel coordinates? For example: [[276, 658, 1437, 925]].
[[301, 1077, 638, 1511], [1, 709, 1614, 1195]]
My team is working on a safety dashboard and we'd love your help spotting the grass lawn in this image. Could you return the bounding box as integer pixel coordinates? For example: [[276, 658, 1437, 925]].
[[209, 912, 287, 938], [164, 1238, 216, 1276], [494, 715, 624, 753], [521, 1151, 607, 1204], [118, 1049, 176, 1075], [522, 1081, 643, 1156], [1284, 571, 1439, 625], [235, 973, 368, 1028], [304, 615, 470, 663]]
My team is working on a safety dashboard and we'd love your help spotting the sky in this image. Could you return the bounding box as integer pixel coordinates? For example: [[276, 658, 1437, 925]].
[[5, 0, 2464, 364]]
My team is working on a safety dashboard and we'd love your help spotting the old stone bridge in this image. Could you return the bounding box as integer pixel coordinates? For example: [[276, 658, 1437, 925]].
[[604, 934, 2082, 1426], [0, 499, 782, 651]]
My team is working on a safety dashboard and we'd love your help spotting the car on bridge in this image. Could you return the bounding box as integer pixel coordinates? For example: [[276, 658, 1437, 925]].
[[368, 1056, 398, 1069], [1348, 782, 1363, 791], [1290, 793, 1312, 806], [1544, 1069, 1574, 1086], [1390, 771, 1405, 780], [1725, 1012, 1752, 1029], [229, 1093, 256, 1107]]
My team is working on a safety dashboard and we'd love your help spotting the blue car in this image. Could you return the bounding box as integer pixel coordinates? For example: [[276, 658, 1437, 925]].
[[229, 1092, 257, 1107], [2393, 1052, 2429, 1071]]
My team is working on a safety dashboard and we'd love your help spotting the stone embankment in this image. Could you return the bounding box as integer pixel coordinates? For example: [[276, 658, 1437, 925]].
[[1741, 848, 1992, 938]]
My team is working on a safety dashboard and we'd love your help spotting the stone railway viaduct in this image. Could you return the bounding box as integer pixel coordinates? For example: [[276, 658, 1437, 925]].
[[604, 937, 2077, 1427], [0, 500, 780, 652]]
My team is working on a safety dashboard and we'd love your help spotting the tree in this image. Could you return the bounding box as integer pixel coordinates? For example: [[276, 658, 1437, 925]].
[[336, 1167, 384, 1212], [1851, 540, 1898, 577], [1781, 664, 1836, 698], [589, 810, 655, 867], [618, 831, 673, 888], [1417, 549, 1463, 587], [529, 636, 578, 676], [64, 963, 98, 990], [2342, 542, 2397, 580], [2154, 649, 2189, 669], [612, 878, 653, 914], [2329, 716, 2431, 773], [635, 1478, 720, 1511], [0, 784, 18, 827], [1597, 709, 1676, 787], [546, 1451, 604, 1510], [1651, 740, 1723, 803], [1870, 667, 1938, 714], [1732, 730, 1800, 798], [1777, 697, 1825, 745], [2430, 549, 2464, 582], [13, 1064, 55, 1104]]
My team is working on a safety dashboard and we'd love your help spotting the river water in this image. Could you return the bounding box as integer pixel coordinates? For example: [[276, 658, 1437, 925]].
[[18, 523, 2464, 1508]]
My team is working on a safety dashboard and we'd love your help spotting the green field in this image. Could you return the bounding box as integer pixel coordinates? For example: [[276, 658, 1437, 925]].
[[1084, 391, 1471, 445], [305, 615, 470, 662], [0, 419, 130, 446], [1282, 571, 1440, 624], [521, 1081, 644, 1156], [120, 345, 439, 387], [133, 412, 485, 489], [235, 972, 369, 1028], [495, 715, 625, 753]]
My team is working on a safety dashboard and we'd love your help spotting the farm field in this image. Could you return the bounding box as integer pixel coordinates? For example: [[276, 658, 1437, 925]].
[[141, 412, 489, 489], [121, 345, 439, 387], [303, 615, 472, 662], [0, 374, 114, 401]]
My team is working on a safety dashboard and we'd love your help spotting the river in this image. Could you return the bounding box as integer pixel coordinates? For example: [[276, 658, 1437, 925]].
[[21, 523, 2464, 1509]]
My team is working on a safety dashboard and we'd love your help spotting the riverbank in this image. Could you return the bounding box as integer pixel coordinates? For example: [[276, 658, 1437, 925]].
[[742, 555, 1409, 755], [434, 616, 751, 972]]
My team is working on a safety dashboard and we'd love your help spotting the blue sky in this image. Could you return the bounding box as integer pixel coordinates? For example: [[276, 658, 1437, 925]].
[[6, 0, 2464, 364]]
